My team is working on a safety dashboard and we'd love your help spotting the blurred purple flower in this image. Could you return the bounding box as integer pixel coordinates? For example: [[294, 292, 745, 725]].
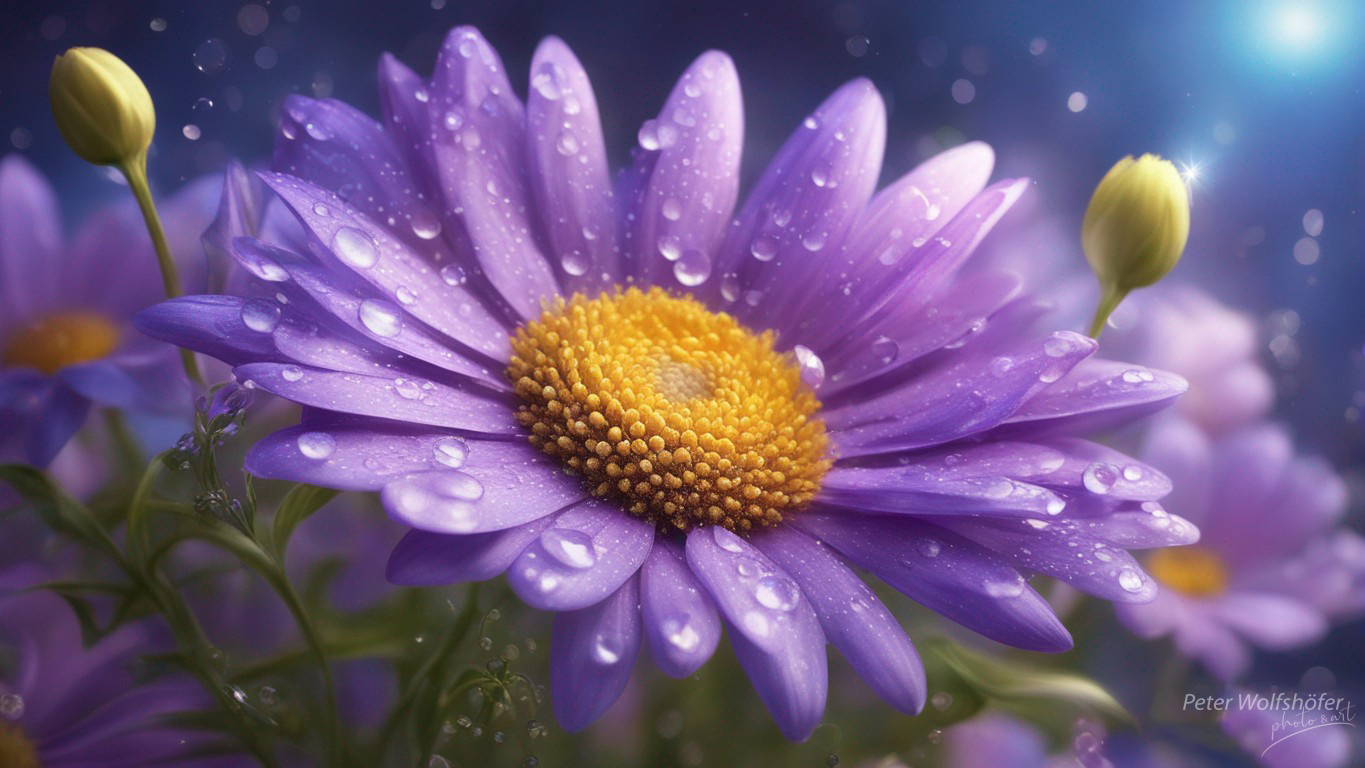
[[1222, 690, 1354, 768], [138, 27, 1195, 739], [0, 155, 217, 467], [1117, 418, 1357, 680], [0, 576, 236, 767], [1102, 286, 1273, 436]]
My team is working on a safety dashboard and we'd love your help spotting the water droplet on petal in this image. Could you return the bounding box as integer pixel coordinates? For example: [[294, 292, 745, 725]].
[[240, 299, 281, 332], [1118, 569, 1145, 593], [793, 345, 825, 389], [433, 437, 469, 468], [333, 227, 379, 269], [359, 299, 403, 337], [296, 431, 336, 459], [440, 264, 468, 286], [673, 249, 711, 287], [540, 528, 597, 569], [1082, 463, 1117, 494], [754, 575, 800, 611]]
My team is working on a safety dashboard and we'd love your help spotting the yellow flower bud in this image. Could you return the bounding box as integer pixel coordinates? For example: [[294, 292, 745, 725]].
[[1082, 154, 1190, 336], [49, 47, 155, 167]]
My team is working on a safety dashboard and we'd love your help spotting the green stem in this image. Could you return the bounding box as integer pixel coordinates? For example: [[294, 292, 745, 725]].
[[1087, 283, 1127, 339], [263, 559, 344, 765], [118, 155, 204, 386]]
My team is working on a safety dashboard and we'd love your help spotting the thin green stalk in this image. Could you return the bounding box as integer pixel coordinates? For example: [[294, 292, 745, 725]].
[[117, 154, 203, 386], [1088, 283, 1127, 339]]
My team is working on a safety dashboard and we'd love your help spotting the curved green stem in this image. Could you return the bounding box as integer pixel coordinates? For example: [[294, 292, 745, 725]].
[[1088, 283, 1128, 339], [117, 155, 203, 386]]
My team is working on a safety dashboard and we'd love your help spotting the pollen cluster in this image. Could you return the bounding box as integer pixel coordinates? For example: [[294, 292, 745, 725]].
[[4, 311, 120, 374], [1146, 546, 1228, 597], [508, 288, 830, 533]]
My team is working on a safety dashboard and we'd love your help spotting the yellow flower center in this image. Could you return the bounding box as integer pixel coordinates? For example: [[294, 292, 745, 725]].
[[4, 311, 120, 374], [0, 722, 40, 768], [508, 288, 830, 533], [1146, 546, 1229, 597]]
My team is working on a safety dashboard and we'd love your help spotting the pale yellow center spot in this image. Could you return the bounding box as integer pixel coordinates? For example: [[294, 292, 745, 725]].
[[508, 287, 830, 532], [4, 311, 120, 374], [0, 722, 40, 768], [1147, 546, 1229, 597]]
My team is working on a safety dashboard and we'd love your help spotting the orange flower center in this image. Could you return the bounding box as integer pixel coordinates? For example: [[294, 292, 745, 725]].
[[4, 311, 120, 374], [508, 288, 830, 532]]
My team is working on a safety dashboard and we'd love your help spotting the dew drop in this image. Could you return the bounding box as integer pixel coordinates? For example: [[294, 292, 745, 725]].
[[440, 264, 468, 286], [1118, 569, 1145, 593], [793, 345, 825, 390], [433, 437, 469, 468], [754, 575, 800, 611], [540, 528, 597, 569], [193, 38, 229, 74], [1082, 463, 1117, 494], [281, 365, 304, 382], [750, 237, 778, 262], [410, 209, 442, 240], [296, 431, 336, 459], [673, 249, 711, 287], [359, 299, 403, 337], [332, 227, 379, 269], [240, 299, 281, 333]]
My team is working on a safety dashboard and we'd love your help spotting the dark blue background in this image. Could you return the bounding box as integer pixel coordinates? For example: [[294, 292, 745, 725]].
[[4, 2, 1363, 760]]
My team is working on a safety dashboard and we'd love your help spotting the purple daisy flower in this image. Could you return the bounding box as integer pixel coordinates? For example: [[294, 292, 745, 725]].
[[0, 573, 236, 767], [0, 155, 217, 467], [138, 27, 1194, 739], [1116, 417, 1353, 680]]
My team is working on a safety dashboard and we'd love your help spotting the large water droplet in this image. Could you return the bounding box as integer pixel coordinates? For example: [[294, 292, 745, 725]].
[[540, 528, 597, 569], [241, 249, 289, 282], [432, 437, 469, 468], [660, 615, 700, 651], [673, 249, 711, 287], [241, 299, 281, 333], [440, 264, 468, 286], [333, 227, 379, 269], [296, 431, 336, 459], [750, 236, 778, 262], [1117, 569, 1145, 593], [410, 209, 442, 240], [793, 345, 825, 390], [754, 575, 800, 611], [193, 38, 229, 74], [359, 299, 403, 337], [713, 527, 745, 553], [1082, 463, 1117, 494]]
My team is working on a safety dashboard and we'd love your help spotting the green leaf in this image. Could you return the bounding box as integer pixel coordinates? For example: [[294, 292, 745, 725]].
[[925, 637, 1133, 724], [270, 482, 338, 559], [0, 464, 122, 560]]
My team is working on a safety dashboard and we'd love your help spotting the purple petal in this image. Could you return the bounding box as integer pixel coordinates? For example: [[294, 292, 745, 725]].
[[134, 296, 281, 367], [245, 422, 550, 491], [820, 464, 1067, 519], [235, 362, 517, 434], [380, 447, 587, 534], [1209, 592, 1327, 649], [799, 176, 1027, 352], [386, 517, 555, 586], [820, 270, 1021, 394], [639, 538, 722, 678], [938, 516, 1158, 602], [232, 236, 505, 386], [622, 51, 743, 289], [525, 37, 620, 288], [258, 174, 513, 362], [715, 80, 885, 331], [550, 575, 641, 732], [824, 141, 996, 313], [755, 526, 925, 714], [686, 526, 827, 741], [796, 511, 1072, 651], [507, 500, 654, 611], [829, 331, 1096, 456], [0, 155, 63, 325], [426, 27, 560, 320], [993, 359, 1187, 439], [203, 159, 272, 294]]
